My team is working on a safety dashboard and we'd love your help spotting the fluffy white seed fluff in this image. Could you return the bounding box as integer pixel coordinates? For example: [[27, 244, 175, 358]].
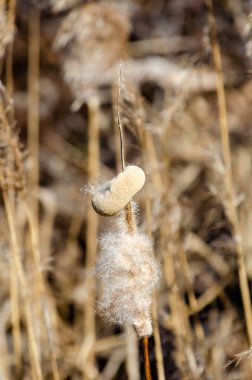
[[53, 3, 129, 108], [95, 222, 160, 336], [91, 165, 145, 216]]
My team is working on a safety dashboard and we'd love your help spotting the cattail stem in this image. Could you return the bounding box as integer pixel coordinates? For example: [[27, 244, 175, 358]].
[[143, 336, 152, 380], [117, 68, 152, 380]]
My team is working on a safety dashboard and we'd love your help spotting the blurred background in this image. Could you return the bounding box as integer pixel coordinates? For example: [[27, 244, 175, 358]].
[[0, 0, 252, 379]]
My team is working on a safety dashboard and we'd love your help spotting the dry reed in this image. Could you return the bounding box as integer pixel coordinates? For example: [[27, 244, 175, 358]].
[[206, 0, 252, 347], [1, 1, 252, 379]]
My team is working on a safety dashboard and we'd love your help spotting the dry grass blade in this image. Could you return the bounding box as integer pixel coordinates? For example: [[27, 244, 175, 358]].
[[23, 201, 61, 380], [151, 297, 165, 380], [206, 0, 252, 347], [9, 250, 21, 375], [1, 1, 252, 379], [0, 88, 22, 376], [224, 348, 252, 369], [27, 8, 40, 220], [82, 96, 100, 379], [3, 191, 43, 380], [0, 85, 42, 380]]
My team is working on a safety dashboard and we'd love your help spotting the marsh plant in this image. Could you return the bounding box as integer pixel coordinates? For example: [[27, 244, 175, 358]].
[[87, 127, 160, 380], [88, 165, 160, 337]]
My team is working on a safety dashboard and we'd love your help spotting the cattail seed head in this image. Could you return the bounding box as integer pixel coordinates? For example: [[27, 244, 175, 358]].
[[54, 3, 129, 108], [95, 220, 160, 336], [90, 165, 145, 216]]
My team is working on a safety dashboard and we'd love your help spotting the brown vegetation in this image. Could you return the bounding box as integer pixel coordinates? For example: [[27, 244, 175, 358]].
[[0, 0, 252, 379]]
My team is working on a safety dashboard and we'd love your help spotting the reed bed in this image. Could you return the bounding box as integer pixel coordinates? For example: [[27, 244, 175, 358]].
[[0, 0, 252, 379]]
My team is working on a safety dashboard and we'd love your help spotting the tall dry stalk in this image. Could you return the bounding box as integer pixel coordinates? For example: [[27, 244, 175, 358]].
[[125, 325, 140, 380], [2, 191, 43, 380], [83, 96, 100, 379], [9, 242, 21, 374], [0, 90, 42, 379], [142, 136, 165, 380], [0, 90, 22, 376], [141, 124, 200, 378], [27, 8, 40, 220], [1, 3, 20, 373], [0, 83, 58, 380], [3, 12, 60, 373], [23, 201, 61, 380], [206, 0, 252, 347], [26, 7, 45, 364], [28, 6, 54, 372]]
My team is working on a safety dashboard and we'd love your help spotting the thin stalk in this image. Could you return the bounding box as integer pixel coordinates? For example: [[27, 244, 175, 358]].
[[125, 325, 140, 380], [141, 129, 166, 380], [27, 8, 42, 359], [23, 201, 60, 380], [0, 93, 21, 375], [27, 8, 40, 221], [3, 191, 43, 380], [179, 247, 205, 342], [206, 0, 252, 346], [117, 64, 125, 171], [145, 190, 165, 380], [143, 336, 152, 380], [141, 127, 199, 377], [10, 255, 22, 375], [83, 96, 100, 380], [151, 298, 165, 380]]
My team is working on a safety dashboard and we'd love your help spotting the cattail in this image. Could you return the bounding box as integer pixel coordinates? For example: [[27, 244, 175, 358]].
[[89, 165, 145, 216], [95, 216, 160, 336], [54, 3, 129, 108], [88, 163, 159, 337]]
